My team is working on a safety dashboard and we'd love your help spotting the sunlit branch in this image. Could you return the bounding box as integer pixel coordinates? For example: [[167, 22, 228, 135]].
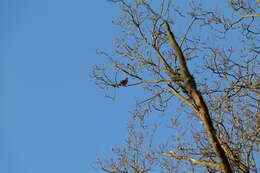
[[164, 151, 222, 169], [241, 14, 260, 18], [160, 83, 197, 112], [127, 79, 168, 86]]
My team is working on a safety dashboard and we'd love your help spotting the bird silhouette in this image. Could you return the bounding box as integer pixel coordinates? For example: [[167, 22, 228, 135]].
[[119, 77, 128, 86]]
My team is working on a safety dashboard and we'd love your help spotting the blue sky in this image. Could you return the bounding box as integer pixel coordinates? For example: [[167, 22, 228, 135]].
[[0, 0, 134, 172]]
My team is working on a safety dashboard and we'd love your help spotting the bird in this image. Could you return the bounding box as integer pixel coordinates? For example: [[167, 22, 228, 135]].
[[119, 77, 128, 86]]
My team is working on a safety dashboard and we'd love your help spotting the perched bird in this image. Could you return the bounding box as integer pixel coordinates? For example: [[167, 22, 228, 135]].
[[119, 77, 128, 86]]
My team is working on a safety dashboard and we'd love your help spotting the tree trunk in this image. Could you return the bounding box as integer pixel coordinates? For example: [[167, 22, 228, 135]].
[[164, 21, 233, 173]]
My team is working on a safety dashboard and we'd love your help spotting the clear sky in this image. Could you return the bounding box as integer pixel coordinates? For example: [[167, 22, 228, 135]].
[[0, 0, 134, 172]]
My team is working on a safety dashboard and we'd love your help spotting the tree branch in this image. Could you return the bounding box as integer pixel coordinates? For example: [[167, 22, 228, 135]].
[[241, 14, 260, 18], [164, 151, 221, 169]]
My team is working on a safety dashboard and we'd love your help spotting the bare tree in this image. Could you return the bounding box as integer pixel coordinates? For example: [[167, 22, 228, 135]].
[[92, 0, 260, 172]]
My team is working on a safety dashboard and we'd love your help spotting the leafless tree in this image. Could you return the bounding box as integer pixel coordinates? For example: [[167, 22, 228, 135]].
[[92, 0, 260, 172]]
